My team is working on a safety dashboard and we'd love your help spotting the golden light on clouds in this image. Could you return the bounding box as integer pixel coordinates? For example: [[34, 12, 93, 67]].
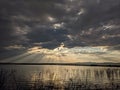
[[26, 45, 120, 63], [47, 16, 56, 22]]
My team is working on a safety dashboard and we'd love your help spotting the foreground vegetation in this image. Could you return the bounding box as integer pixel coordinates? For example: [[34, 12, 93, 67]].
[[0, 66, 120, 90]]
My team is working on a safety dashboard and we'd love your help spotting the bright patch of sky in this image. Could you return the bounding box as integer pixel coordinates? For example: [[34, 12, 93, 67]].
[[26, 45, 120, 63]]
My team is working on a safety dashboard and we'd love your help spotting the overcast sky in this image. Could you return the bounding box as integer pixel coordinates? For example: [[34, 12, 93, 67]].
[[0, 0, 120, 51]]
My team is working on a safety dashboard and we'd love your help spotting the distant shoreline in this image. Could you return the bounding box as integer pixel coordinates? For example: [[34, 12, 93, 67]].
[[0, 62, 120, 67]]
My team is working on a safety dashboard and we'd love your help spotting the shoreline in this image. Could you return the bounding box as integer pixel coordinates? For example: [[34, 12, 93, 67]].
[[0, 62, 120, 67]]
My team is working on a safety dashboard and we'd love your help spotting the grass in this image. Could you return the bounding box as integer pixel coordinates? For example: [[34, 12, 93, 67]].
[[0, 66, 120, 90]]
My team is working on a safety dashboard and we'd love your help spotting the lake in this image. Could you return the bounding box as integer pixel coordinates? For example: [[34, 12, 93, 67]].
[[0, 65, 120, 90]]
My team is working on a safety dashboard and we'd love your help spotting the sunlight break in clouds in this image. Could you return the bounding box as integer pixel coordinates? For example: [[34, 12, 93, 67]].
[[26, 45, 120, 63], [0, 0, 120, 64]]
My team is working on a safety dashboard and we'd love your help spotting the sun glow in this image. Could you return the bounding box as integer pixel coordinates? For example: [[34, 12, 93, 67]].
[[25, 45, 120, 63]]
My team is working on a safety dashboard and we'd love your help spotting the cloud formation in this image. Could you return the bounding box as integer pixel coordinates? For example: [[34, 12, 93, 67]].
[[0, 0, 120, 51]]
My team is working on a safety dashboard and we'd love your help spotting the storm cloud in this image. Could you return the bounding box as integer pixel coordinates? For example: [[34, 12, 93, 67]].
[[0, 0, 120, 50]]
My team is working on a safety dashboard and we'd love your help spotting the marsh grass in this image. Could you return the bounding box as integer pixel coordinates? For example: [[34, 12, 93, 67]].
[[0, 67, 120, 90]]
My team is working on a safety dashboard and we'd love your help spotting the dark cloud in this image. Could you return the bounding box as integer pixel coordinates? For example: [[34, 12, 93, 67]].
[[0, 0, 120, 51], [64, 0, 120, 46], [0, 9, 14, 51], [67, 0, 120, 30], [27, 26, 68, 48]]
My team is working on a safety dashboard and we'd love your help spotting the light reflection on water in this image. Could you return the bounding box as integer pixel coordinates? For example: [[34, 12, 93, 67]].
[[1, 65, 120, 83], [29, 65, 120, 84], [0, 65, 120, 89]]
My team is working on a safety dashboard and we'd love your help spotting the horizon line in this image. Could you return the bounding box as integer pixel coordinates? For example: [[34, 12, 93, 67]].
[[0, 62, 120, 67]]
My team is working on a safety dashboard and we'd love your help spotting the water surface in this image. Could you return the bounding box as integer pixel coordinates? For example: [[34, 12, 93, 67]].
[[0, 65, 120, 90]]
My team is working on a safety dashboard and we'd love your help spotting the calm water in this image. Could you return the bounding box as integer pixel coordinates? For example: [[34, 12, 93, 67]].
[[0, 65, 120, 90]]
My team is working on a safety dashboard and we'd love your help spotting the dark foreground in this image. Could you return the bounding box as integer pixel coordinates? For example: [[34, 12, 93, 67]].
[[0, 65, 120, 90]]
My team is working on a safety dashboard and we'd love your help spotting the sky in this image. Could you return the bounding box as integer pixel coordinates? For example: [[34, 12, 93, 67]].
[[0, 0, 120, 63]]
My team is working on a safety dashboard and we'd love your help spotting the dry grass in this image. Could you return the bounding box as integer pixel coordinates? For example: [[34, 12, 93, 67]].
[[0, 67, 120, 90]]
